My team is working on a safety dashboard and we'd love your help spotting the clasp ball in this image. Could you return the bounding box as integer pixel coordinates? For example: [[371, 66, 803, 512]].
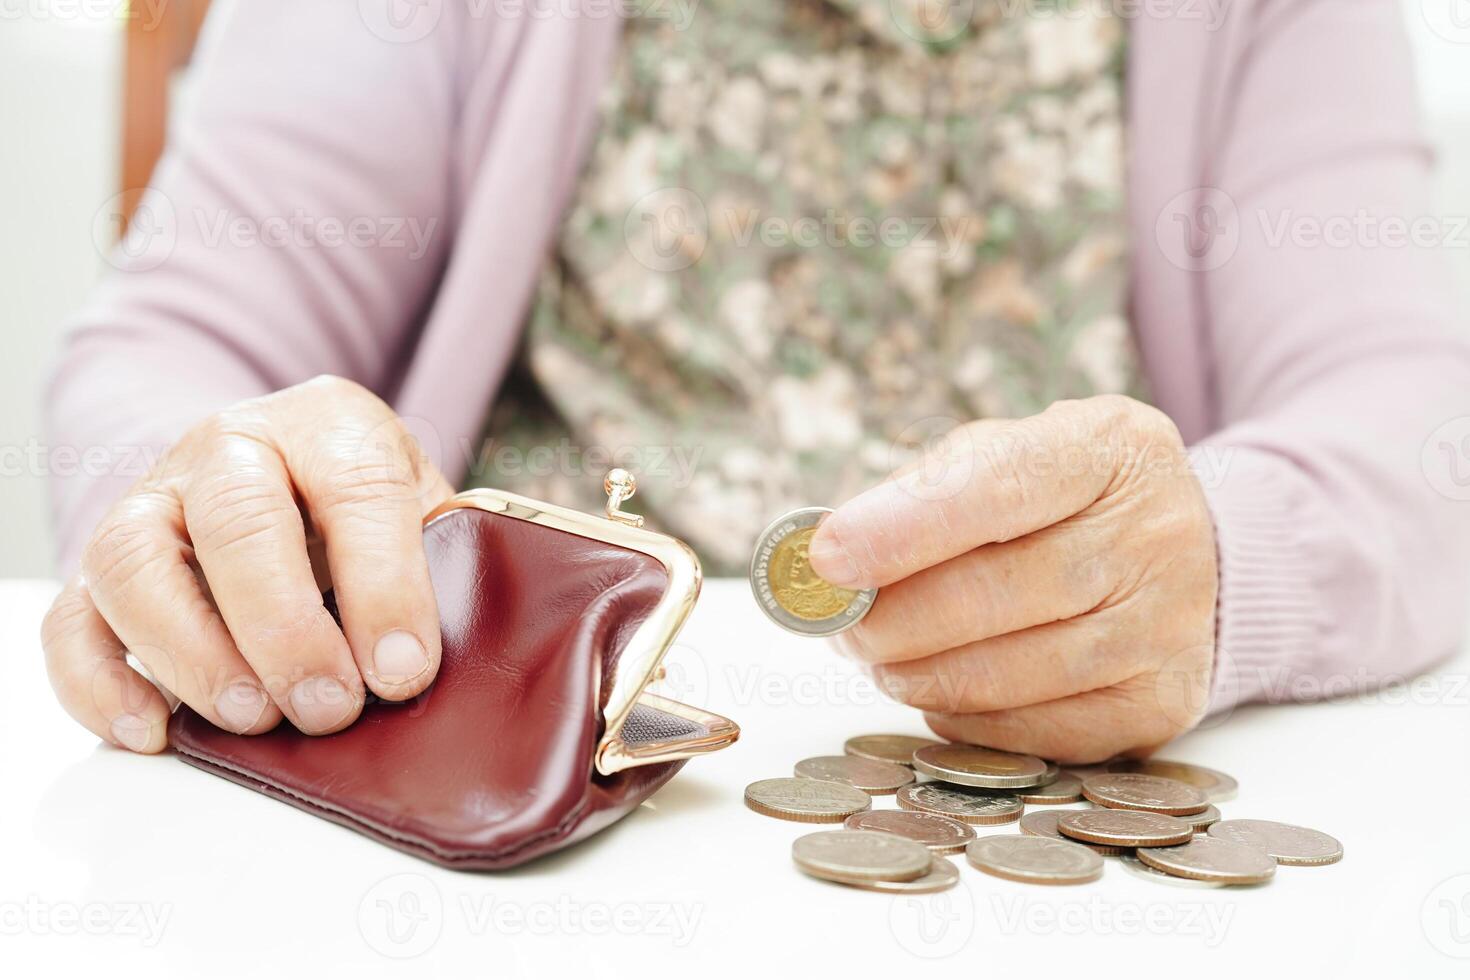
[[604, 467, 637, 499]]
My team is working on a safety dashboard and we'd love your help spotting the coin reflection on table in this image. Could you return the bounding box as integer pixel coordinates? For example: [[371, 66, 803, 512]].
[[750, 507, 876, 636]]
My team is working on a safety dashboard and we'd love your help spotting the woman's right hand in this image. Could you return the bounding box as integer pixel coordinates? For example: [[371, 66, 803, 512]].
[[41, 375, 455, 753]]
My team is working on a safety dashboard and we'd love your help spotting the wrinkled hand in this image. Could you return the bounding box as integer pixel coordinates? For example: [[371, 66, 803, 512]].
[[808, 396, 1218, 763], [43, 376, 454, 753]]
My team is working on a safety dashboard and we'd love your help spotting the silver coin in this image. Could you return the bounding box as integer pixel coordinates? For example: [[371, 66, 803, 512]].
[[1036, 760, 1061, 786], [1184, 804, 1222, 832], [794, 755, 914, 794], [845, 809, 976, 854], [965, 835, 1104, 885], [1019, 809, 1127, 856], [1018, 772, 1084, 804], [897, 783, 1024, 826], [1105, 759, 1239, 802], [793, 830, 933, 883], [819, 857, 961, 894], [1206, 819, 1343, 866], [1057, 809, 1195, 847], [1081, 773, 1210, 815], [844, 734, 941, 766], [912, 743, 1050, 789], [1118, 853, 1225, 889], [749, 507, 877, 636], [1136, 836, 1277, 885], [744, 777, 872, 823]]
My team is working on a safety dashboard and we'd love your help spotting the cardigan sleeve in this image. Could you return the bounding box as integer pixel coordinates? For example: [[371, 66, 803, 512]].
[[1178, 0, 1470, 712]]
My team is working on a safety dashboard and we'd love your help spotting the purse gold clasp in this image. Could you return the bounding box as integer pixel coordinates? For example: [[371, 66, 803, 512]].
[[603, 468, 644, 527], [425, 471, 739, 776]]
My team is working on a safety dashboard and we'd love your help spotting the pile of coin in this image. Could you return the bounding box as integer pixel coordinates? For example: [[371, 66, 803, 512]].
[[744, 735, 1343, 892]]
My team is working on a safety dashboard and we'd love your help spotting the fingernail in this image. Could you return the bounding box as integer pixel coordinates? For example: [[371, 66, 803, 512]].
[[288, 676, 356, 733], [372, 630, 429, 684], [110, 714, 152, 752], [807, 527, 861, 587], [214, 680, 270, 733]]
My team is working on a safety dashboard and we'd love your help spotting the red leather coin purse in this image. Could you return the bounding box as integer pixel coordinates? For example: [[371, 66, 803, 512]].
[[168, 472, 739, 869]]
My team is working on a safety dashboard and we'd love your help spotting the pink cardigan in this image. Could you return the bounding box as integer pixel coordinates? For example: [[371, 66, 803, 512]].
[[45, 0, 1470, 715]]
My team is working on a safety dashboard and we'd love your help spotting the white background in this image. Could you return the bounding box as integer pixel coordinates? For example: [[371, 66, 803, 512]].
[[2, 579, 1469, 975]]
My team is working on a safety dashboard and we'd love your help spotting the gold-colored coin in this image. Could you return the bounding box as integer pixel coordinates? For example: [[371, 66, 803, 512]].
[[770, 527, 850, 620], [750, 508, 877, 636]]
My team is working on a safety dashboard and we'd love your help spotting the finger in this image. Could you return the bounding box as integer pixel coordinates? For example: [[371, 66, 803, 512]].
[[77, 492, 284, 736], [287, 411, 454, 700], [923, 674, 1186, 764], [42, 577, 171, 753], [868, 598, 1151, 715], [808, 397, 1142, 589], [836, 516, 1118, 665], [182, 433, 363, 734]]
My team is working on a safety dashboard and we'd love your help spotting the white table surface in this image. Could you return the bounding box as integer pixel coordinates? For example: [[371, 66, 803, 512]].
[[3, 577, 1468, 977]]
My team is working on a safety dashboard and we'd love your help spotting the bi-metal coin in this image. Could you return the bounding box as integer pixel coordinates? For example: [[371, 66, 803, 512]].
[[750, 507, 877, 636]]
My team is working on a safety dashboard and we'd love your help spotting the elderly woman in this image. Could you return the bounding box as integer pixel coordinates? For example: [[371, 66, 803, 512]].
[[41, 0, 1470, 761]]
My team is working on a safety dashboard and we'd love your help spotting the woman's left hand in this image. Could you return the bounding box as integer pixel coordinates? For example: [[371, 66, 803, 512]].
[[807, 395, 1219, 763]]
